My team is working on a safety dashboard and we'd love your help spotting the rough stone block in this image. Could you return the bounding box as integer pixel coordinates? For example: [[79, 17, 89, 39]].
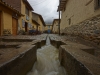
[[0, 45, 37, 75], [59, 45, 100, 75]]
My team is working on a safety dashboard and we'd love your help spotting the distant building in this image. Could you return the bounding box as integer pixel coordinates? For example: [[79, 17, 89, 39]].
[[58, 0, 100, 33], [0, 0, 22, 36], [52, 19, 60, 34], [45, 25, 52, 33], [32, 12, 46, 33]]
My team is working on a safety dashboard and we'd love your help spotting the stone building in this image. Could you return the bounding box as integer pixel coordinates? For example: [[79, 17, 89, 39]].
[[32, 12, 46, 33], [52, 19, 60, 33], [0, 0, 22, 36], [58, 0, 100, 33], [4, 0, 34, 33], [57, 0, 100, 44]]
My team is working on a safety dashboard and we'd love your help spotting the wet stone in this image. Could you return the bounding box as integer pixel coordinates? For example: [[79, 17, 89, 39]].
[[27, 36, 66, 75]]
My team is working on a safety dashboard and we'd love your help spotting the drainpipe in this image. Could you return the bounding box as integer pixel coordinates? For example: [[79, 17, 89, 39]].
[[59, 0, 60, 35]]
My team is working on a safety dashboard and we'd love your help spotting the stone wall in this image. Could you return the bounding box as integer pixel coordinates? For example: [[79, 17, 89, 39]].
[[62, 15, 100, 44], [60, 0, 100, 30], [0, 45, 37, 75]]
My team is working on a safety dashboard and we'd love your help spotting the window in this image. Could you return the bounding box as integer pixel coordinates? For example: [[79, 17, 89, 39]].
[[25, 7, 29, 16], [95, 0, 100, 9]]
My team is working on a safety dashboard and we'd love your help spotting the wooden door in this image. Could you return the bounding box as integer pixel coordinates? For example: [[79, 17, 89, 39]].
[[12, 18, 18, 35], [0, 12, 1, 36]]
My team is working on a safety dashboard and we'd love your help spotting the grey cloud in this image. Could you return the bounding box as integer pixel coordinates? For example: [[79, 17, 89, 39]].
[[28, 0, 59, 24]]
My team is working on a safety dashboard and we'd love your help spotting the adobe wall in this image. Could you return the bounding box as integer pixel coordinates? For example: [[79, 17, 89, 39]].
[[60, 0, 100, 31], [0, 4, 14, 35], [53, 20, 59, 33]]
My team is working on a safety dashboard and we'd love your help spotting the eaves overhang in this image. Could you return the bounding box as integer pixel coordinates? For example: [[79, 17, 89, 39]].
[[0, 0, 23, 16], [32, 12, 46, 26], [23, 0, 34, 11], [32, 19, 40, 26], [57, 0, 67, 11]]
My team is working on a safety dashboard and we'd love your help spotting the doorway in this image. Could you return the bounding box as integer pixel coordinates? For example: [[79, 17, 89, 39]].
[[12, 17, 18, 35], [25, 22, 28, 32]]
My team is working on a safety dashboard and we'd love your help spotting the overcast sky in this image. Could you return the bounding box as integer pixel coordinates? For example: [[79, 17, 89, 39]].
[[28, 0, 59, 24]]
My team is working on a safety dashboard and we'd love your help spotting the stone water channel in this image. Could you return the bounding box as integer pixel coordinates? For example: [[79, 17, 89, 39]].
[[0, 34, 100, 75], [27, 36, 66, 75]]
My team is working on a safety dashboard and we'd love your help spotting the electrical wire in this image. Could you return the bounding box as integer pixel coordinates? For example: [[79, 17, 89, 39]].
[[31, 0, 50, 6], [29, 0, 59, 24], [34, 0, 52, 11], [29, 0, 47, 3]]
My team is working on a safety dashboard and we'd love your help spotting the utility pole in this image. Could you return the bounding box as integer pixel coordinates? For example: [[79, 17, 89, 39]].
[[59, 0, 60, 35]]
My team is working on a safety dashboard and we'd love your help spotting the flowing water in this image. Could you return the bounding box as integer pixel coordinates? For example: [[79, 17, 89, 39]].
[[27, 36, 66, 75]]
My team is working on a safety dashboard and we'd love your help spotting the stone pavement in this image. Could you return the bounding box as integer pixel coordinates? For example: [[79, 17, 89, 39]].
[[0, 34, 48, 75]]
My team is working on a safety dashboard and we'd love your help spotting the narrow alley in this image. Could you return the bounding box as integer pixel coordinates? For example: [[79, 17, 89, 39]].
[[0, 0, 100, 75]]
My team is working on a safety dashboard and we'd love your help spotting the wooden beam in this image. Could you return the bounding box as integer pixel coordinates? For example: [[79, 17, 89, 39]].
[[57, 0, 68, 11]]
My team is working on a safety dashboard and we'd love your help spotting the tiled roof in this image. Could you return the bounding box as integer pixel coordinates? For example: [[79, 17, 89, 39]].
[[3, 0, 34, 12], [3, 0, 21, 12], [32, 12, 46, 26], [23, 0, 34, 11], [0, 0, 22, 15]]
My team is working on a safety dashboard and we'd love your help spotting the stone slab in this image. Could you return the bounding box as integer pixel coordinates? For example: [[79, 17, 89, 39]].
[[0, 45, 37, 75], [59, 45, 100, 75]]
